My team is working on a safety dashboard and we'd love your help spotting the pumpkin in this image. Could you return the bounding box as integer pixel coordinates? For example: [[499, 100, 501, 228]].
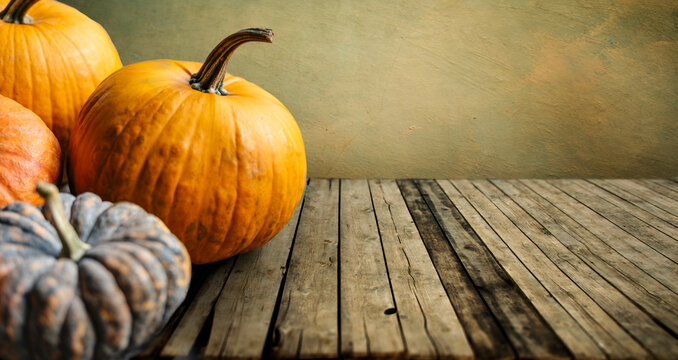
[[0, 182, 191, 360], [0, 0, 122, 152], [0, 94, 61, 207], [68, 28, 307, 264]]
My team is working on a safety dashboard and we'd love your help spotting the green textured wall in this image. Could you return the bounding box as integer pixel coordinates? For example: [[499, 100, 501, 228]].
[[62, 0, 678, 178]]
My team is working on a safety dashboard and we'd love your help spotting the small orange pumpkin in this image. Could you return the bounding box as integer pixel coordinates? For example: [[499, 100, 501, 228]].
[[0, 94, 61, 207], [69, 28, 307, 264], [0, 0, 122, 151]]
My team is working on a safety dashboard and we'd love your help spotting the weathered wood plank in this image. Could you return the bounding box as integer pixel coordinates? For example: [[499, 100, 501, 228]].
[[635, 179, 678, 200], [602, 179, 678, 216], [474, 180, 678, 358], [438, 180, 606, 360], [203, 200, 303, 359], [452, 179, 648, 359], [588, 179, 678, 228], [370, 180, 473, 359], [160, 260, 235, 358], [397, 180, 511, 359], [270, 179, 339, 359], [415, 179, 569, 359], [493, 179, 678, 336], [550, 179, 678, 261], [339, 179, 404, 358], [568, 180, 678, 240], [523, 179, 678, 294]]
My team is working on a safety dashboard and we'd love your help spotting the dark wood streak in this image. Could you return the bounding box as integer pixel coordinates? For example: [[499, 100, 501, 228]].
[[397, 179, 515, 359], [416, 179, 570, 359]]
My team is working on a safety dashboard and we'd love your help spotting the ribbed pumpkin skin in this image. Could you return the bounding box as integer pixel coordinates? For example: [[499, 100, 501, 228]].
[[0, 192, 191, 360], [0, 94, 61, 207], [0, 0, 122, 151], [69, 60, 307, 264]]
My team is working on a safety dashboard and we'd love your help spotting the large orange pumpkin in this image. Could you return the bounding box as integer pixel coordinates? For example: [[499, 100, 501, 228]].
[[0, 0, 121, 152], [0, 94, 61, 207], [69, 28, 307, 264]]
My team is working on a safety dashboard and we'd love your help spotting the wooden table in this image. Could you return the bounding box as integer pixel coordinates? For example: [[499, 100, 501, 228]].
[[136, 179, 678, 359]]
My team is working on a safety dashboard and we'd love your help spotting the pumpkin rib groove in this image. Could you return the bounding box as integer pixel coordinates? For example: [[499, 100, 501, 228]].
[[165, 93, 206, 245], [107, 241, 169, 332], [50, 19, 110, 99], [84, 246, 159, 352], [30, 22, 74, 139], [0, 211, 59, 253], [0, 257, 56, 359], [132, 90, 195, 212], [26, 260, 78, 360], [90, 87, 178, 196], [186, 95, 216, 253], [69, 193, 113, 242], [78, 258, 132, 359], [0, 243, 52, 265], [213, 101, 243, 259], [59, 296, 95, 360], [113, 236, 190, 324], [189, 96, 235, 261], [246, 125, 279, 253], [31, 23, 56, 125], [17, 26, 32, 110], [2, 202, 58, 238], [41, 23, 81, 142]]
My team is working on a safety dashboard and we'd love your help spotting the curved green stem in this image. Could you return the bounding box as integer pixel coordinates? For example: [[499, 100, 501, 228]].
[[36, 182, 90, 261], [0, 0, 39, 24], [190, 28, 273, 96]]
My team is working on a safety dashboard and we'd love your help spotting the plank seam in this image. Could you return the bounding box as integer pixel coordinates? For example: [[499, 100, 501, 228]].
[[262, 189, 308, 358], [520, 180, 678, 296], [491, 180, 678, 339], [480, 180, 666, 357], [548, 180, 678, 264], [446, 180, 604, 357], [366, 180, 409, 355]]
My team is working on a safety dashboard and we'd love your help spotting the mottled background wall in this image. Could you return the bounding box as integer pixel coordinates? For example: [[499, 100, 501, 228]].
[[62, 0, 678, 178]]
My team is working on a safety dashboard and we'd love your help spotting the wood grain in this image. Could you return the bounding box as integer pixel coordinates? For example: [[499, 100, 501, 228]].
[[370, 179, 473, 359], [475, 179, 678, 358], [339, 179, 404, 358], [452, 179, 647, 359], [416, 179, 569, 359], [492, 179, 678, 336], [588, 179, 678, 227], [522, 179, 678, 294], [397, 179, 508, 359], [203, 201, 303, 359], [550, 179, 678, 262], [270, 179, 340, 359], [438, 180, 605, 360], [160, 260, 235, 358], [602, 179, 678, 216]]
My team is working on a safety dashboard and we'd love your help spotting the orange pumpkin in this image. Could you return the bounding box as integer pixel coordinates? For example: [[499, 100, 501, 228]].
[[0, 94, 61, 207], [69, 28, 307, 264], [0, 0, 121, 152]]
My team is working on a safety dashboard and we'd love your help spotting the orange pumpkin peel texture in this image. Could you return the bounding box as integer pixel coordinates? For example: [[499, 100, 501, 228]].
[[69, 28, 307, 264]]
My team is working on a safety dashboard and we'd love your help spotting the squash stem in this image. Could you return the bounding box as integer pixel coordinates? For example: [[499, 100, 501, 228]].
[[36, 182, 91, 261], [190, 28, 273, 96], [0, 0, 39, 24]]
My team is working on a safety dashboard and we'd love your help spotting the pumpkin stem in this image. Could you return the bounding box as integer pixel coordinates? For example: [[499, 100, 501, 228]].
[[0, 0, 39, 24], [190, 28, 273, 96], [36, 182, 91, 261]]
